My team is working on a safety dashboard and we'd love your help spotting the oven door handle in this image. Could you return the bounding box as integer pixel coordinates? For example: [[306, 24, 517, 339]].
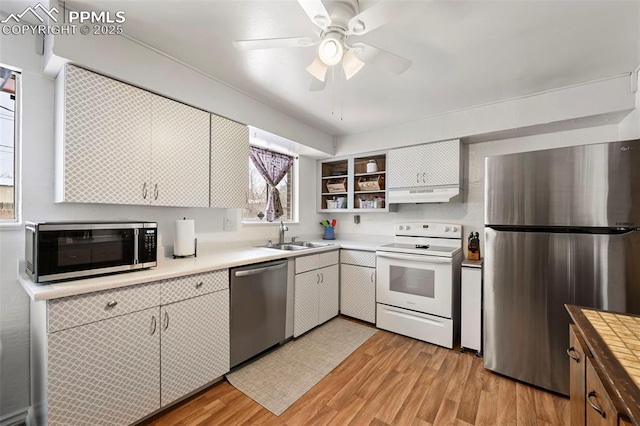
[[375, 251, 452, 264]]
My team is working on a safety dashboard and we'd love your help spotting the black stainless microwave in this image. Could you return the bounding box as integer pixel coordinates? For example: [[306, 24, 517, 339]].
[[25, 221, 158, 283]]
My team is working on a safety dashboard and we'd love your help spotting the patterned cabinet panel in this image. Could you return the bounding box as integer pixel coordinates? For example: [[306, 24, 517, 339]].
[[295, 254, 320, 274], [340, 264, 376, 323], [319, 250, 340, 268], [161, 269, 228, 305], [48, 307, 161, 426], [294, 269, 319, 337], [48, 282, 161, 332], [340, 249, 376, 267], [150, 95, 210, 207], [60, 64, 152, 204], [388, 139, 460, 189], [210, 115, 249, 208], [318, 265, 339, 325], [161, 290, 230, 406]]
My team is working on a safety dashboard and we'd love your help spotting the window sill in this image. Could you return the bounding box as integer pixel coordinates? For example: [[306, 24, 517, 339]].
[[0, 222, 23, 231], [242, 221, 300, 227]]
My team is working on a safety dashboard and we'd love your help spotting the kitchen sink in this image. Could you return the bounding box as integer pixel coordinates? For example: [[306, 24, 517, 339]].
[[260, 241, 334, 251], [292, 241, 334, 248], [262, 243, 310, 251]]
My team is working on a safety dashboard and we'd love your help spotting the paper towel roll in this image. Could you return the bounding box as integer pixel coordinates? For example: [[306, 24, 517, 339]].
[[174, 219, 196, 257]]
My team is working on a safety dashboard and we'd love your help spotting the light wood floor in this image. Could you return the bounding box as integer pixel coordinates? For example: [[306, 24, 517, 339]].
[[141, 326, 569, 426]]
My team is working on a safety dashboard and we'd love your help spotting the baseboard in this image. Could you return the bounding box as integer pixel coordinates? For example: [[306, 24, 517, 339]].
[[0, 408, 28, 426]]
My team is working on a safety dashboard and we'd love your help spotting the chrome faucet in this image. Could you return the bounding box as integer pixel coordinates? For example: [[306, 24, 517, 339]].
[[279, 220, 288, 245]]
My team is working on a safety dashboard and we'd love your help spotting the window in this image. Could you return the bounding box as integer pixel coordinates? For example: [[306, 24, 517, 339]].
[[243, 147, 297, 223], [0, 66, 19, 224]]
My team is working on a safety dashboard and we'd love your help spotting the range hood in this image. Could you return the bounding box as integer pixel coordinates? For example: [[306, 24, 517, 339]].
[[388, 186, 462, 204]]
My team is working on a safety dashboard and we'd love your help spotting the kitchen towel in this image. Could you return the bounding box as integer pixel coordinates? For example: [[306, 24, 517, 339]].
[[174, 219, 195, 257]]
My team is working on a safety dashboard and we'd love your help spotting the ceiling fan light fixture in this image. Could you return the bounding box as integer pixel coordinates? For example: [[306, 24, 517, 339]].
[[342, 50, 365, 80], [318, 33, 344, 66], [306, 56, 329, 82]]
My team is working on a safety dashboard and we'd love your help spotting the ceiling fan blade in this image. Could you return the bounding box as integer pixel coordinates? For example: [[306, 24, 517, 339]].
[[309, 77, 326, 91], [306, 56, 328, 82], [233, 36, 316, 51], [342, 50, 365, 80], [297, 0, 331, 30], [351, 42, 412, 74], [347, 0, 396, 35]]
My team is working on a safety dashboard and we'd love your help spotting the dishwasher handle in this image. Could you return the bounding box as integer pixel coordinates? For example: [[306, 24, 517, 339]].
[[234, 262, 287, 277]]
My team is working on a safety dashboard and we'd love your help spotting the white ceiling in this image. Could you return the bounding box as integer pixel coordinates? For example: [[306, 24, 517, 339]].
[[67, 0, 640, 136]]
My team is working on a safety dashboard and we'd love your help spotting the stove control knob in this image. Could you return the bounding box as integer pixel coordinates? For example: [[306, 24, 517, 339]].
[[444, 226, 450, 232], [405, 226, 411, 230], [452, 226, 458, 232], [398, 225, 405, 231]]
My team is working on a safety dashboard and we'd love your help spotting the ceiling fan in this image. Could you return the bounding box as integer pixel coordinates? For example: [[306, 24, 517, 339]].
[[232, 0, 412, 90]]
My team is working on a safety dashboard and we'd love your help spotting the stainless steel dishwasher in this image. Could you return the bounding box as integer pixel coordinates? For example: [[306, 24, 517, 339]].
[[230, 259, 288, 368]]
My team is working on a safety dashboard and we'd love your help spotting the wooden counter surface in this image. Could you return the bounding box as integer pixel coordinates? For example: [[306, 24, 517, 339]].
[[566, 305, 640, 425]]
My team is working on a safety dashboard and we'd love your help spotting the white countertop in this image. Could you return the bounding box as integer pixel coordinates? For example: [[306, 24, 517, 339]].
[[19, 234, 393, 301]]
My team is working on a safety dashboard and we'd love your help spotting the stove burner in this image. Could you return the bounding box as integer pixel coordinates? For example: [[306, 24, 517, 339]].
[[415, 244, 430, 249]]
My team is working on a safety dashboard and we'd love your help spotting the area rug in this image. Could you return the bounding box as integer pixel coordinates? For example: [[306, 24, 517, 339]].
[[225, 318, 378, 415]]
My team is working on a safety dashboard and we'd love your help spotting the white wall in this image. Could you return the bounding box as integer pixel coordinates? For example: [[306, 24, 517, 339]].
[[0, 30, 324, 420], [328, 124, 624, 256]]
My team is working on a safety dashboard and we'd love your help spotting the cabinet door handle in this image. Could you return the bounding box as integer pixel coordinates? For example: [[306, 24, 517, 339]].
[[321, 273, 324, 283], [163, 311, 169, 331], [142, 182, 148, 199], [316, 273, 320, 284], [416, 172, 421, 183], [195, 281, 203, 289], [422, 172, 426, 182], [371, 272, 375, 283], [587, 391, 606, 418], [154, 183, 158, 200], [150, 315, 157, 335], [106, 301, 118, 308], [566, 347, 580, 363]]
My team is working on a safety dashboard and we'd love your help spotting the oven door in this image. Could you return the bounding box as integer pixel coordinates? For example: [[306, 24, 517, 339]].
[[36, 227, 138, 282], [376, 251, 453, 318]]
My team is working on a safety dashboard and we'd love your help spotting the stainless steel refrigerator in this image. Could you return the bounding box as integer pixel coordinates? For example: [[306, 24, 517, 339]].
[[484, 139, 640, 395]]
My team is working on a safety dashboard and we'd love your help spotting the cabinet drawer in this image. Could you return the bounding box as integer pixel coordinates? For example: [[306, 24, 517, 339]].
[[48, 282, 160, 332], [295, 250, 339, 273], [161, 270, 228, 305], [340, 249, 376, 267], [586, 357, 619, 426]]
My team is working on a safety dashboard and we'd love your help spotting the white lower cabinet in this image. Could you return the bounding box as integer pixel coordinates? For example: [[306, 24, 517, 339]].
[[461, 262, 483, 354], [48, 307, 161, 426], [160, 290, 230, 406], [318, 265, 339, 324], [293, 252, 340, 337], [33, 271, 230, 426], [340, 264, 376, 323], [339, 249, 376, 324]]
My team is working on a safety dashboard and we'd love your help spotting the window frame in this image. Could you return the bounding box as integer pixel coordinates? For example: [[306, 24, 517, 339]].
[[242, 146, 299, 225], [0, 65, 21, 229]]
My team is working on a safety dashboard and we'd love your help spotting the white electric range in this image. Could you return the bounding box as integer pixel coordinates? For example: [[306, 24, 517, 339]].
[[375, 222, 463, 348]]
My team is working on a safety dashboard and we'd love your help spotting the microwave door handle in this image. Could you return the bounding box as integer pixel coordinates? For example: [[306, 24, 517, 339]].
[[134, 229, 139, 265], [376, 252, 452, 264]]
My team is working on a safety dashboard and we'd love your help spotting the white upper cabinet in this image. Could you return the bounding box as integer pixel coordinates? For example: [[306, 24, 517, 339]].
[[56, 64, 153, 205], [210, 115, 249, 208], [150, 95, 210, 207], [56, 64, 248, 209], [388, 139, 461, 189]]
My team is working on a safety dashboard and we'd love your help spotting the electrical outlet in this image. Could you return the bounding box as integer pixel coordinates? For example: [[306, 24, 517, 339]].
[[223, 213, 236, 232], [354, 215, 360, 224]]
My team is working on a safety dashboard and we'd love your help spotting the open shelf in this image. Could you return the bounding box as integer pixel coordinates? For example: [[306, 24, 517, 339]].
[[318, 151, 394, 213]]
